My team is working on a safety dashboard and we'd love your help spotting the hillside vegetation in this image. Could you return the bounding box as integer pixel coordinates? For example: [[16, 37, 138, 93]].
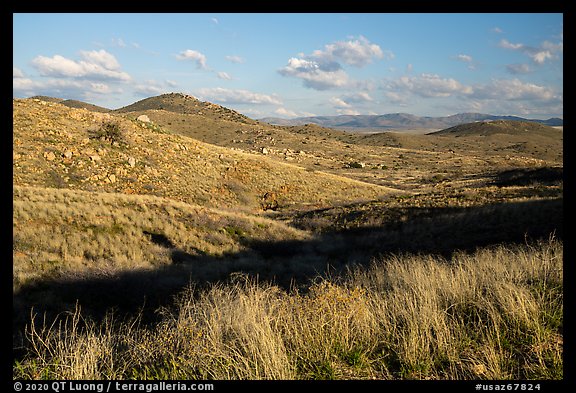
[[13, 94, 563, 380]]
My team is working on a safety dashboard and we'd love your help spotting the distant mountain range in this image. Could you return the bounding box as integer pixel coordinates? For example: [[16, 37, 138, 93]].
[[259, 113, 563, 130], [28, 94, 562, 131]]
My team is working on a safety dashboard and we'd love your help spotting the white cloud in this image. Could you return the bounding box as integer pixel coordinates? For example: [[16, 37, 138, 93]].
[[217, 71, 232, 80], [30, 50, 131, 81], [311, 35, 389, 67], [225, 55, 245, 64], [196, 87, 282, 105], [279, 36, 389, 90], [165, 79, 179, 87], [342, 92, 373, 103], [80, 49, 121, 70], [274, 107, 299, 118], [13, 67, 24, 78], [176, 49, 208, 69], [384, 91, 409, 106], [499, 38, 562, 64], [211, 17, 219, 25], [329, 92, 374, 112], [499, 39, 524, 50], [492, 27, 503, 34], [470, 78, 558, 102], [506, 63, 531, 75], [454, 54, 476, 70], [456, 54, 473, 63], [336, 108, 361, 115], [279, 57, 349, 90], [392, 73, 472, 98], [13, 77, 120, 100], [329, 97, 351, 108]]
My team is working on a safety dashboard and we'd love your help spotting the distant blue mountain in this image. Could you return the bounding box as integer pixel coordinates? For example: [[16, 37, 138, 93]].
[[259, 113, 563, 129]]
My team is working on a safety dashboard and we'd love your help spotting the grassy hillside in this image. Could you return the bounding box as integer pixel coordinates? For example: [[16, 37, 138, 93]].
[[12, 95, 563, 380], [13, 98, 396, 213], [430, 119, 561, 137]]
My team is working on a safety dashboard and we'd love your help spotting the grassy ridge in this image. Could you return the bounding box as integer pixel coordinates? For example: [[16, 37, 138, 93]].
[[14, 237, 562, 380]]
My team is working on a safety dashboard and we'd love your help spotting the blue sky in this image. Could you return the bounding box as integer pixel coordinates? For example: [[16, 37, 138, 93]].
[[13, 13, 563, 119]]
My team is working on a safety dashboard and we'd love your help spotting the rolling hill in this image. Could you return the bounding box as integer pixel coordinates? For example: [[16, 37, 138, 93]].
[[13, 97, 396, 214], [114, 92, 255, 124], [428, 119, 562, 137]]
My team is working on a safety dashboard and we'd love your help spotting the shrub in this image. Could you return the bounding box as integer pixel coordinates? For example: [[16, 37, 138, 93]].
[[89, 121, 124, 144]]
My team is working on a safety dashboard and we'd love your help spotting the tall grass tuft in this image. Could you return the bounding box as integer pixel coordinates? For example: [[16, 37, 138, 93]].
[[14, 237, 562, 380]]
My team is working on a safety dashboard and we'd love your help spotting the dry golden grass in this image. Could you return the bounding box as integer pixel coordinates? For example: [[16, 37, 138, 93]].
[[13, 95, 563, 381], [13, 185, 311, 291], [14, 237, 562, 380], [13, 98, 396, 213]]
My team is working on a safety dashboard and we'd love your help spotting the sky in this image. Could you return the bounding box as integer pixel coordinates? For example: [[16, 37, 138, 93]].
[[13, 13, 563, 119]]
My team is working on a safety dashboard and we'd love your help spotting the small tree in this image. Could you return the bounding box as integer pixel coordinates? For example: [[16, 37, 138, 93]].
[[89, 121, 124, 144]]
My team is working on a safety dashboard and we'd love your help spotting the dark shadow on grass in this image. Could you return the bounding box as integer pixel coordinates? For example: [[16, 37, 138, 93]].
[[13, 197, 562, 360]]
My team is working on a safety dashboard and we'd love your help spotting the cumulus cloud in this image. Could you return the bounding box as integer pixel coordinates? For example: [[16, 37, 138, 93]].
[[196, 87, 282, 105], [13, 77, 120, 100], [391, 73, 472, 98], [469, 78, 558, 102], [279, 57, 349, 90], [311, 35, 389, 67], [30, 50, 131, 81], [499, 38, 562, 64], [176, 49, 208, 69], [274, 107, 299, 118], [279, 36, 389, 90], [330, 92, 374, 112]]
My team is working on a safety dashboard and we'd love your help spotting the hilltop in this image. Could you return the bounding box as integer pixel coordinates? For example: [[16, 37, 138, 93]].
[[428, 119, 562, 137], [114, 92, 255, 124], [30, 96, 110, 112], [13, 97, 395, 214]]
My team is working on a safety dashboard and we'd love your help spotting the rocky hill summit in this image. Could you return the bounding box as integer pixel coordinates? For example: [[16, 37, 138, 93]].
[[13, 97, 394, 213], [114, 92, 255, 124]]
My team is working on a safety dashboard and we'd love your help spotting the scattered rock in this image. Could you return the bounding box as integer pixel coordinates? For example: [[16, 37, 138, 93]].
[[89, 155, 101, 162], [62, 151, 73, 159], [44, 151, 56, 161], [261, 147, 269, 155], [127, 157, 136, 167], [109, 174, 116, 183]]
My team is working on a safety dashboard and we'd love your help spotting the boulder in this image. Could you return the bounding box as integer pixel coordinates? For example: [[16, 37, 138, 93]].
[[137, 115, 151, 123]]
